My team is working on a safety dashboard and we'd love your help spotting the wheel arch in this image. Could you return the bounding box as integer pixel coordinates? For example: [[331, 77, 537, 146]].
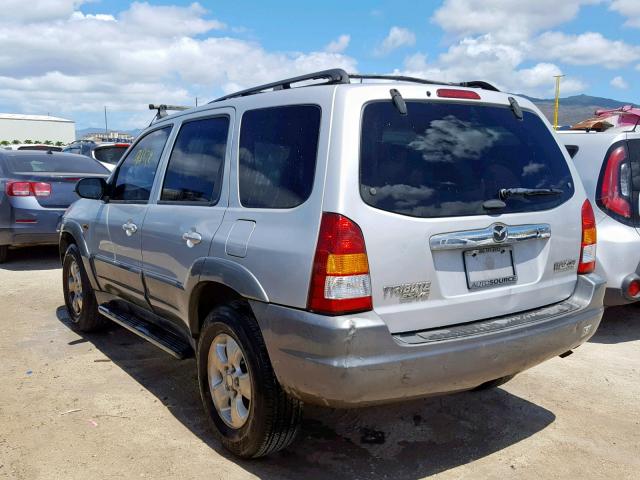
[[188, 257, 269, 337]]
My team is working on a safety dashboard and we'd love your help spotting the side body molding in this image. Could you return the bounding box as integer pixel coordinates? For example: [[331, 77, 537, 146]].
[[197, 257, 269, 303]]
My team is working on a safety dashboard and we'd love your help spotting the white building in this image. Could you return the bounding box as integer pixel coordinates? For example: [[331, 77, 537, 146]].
[[0, 113, 75, 144]]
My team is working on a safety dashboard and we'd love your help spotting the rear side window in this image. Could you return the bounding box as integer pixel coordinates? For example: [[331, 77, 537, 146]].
[[360, 101, 575, 218], [94, 146, 129, 165], [4, 153, 108, 174], [112, 127, 171, 202], [239, 105, 321, 209], [161, 116, 229, 203]]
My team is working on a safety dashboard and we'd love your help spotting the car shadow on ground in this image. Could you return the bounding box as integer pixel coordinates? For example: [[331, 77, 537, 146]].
[[0, 245, 60, 271], [56, 306, 556, 479], [589, 305, 640, 344]]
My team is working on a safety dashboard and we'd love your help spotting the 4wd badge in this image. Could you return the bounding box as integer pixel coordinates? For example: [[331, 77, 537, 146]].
[[384, 281, 431, 302]]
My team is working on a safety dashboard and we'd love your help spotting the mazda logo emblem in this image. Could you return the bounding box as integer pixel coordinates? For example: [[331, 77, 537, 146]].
[[493, 224, 508, 243]]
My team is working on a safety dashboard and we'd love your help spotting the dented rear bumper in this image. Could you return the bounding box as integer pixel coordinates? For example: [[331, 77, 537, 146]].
[[252, 274, 605, 408]]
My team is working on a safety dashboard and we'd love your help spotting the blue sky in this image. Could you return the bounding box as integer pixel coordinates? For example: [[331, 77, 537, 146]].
[[0, 0, 638, 131]]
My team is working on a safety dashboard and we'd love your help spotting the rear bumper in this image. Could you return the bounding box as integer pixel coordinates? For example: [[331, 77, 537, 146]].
[[253, 274, 605, 408], [0, 207, 64, 247]]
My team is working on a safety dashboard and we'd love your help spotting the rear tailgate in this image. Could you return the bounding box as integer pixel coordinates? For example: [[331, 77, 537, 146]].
[[332, 88, 584, 334]]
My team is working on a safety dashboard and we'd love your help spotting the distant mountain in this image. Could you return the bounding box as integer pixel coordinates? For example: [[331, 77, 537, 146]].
[[523, 94, 636, 126], [76, 128, 140, 140]]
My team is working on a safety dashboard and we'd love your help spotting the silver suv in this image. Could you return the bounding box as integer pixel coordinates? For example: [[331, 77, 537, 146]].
[[60, 69, 605, 458], [559, 123, 640, 305]]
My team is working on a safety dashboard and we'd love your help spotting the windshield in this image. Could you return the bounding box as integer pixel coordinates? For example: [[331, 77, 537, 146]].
[[5, 153, 109, 174], [94, 145, 129, 165], [360, 101, 574, 218]]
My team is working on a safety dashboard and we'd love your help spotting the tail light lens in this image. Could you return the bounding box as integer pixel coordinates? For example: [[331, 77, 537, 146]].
[[578, 200, 597, 274], [6, 181, 51, 197], [308, 213, 373, 315], [598, 145, 632, 219], [6, 181, 32, 196], [32, 182, 52, 197]]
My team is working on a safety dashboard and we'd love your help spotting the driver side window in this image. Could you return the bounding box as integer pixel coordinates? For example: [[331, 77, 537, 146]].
[[111, 127, 171, 202]]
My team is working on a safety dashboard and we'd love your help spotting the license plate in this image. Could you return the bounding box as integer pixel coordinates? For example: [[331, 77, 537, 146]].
[[463, 246, 517, 290]]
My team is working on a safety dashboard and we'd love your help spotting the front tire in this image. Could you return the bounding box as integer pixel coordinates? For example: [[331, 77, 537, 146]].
[[62, 244, 106, 332], [0, 245, 8, 263], [197, 301, 302, 458]]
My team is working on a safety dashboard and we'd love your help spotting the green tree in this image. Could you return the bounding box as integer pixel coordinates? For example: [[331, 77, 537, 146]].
[[24, 139, 33, 144], [44, 140, 53, 145], [33, 140, 42, 144], [0, 140, 9, 146], [11, 139, 20, 144], [55, 141, 64, 147]]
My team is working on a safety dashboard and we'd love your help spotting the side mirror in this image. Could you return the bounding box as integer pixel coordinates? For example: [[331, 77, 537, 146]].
[[75, 177, 107, 200]]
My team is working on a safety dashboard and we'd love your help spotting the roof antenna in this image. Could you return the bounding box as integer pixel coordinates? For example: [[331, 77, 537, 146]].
[[390, 89, 407, 115]]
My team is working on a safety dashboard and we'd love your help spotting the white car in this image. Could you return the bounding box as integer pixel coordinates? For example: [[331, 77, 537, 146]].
[[559, 109, 640, 305]]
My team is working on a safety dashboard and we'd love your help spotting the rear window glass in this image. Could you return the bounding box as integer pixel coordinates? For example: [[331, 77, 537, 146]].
[[5, 153, 108, 174], [94, 146, 129, 165], [360, 101, 574, 218], [239, 105, 320, 209]]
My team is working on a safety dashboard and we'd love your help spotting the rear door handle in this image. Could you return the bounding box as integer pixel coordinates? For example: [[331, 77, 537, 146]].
[[182, 230, 202, 248], [122, 221, 138, 236]]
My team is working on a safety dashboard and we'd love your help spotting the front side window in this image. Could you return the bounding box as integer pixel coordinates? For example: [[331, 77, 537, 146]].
[[111, 127, 171, 202], [360, 101, 575, 218], [239, 105, 321, 209], [161, 116, 229, 203]]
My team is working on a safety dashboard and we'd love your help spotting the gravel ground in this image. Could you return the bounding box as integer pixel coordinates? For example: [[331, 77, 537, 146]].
[[1, 246, 639, 479]]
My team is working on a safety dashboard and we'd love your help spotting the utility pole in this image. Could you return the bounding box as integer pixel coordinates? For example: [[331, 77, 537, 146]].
[[104, 106, 108, 135], [553, 75, 565, 130]]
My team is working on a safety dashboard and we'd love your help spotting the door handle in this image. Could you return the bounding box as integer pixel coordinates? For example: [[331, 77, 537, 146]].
[[182, 230, 202, 248], [122, 221, 138, 237]]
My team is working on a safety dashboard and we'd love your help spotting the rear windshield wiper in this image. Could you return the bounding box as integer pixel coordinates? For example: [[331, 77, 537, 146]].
[[499, 187, 563, 200]]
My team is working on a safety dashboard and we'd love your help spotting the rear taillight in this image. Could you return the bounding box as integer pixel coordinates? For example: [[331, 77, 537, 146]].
[[32, 182, 51, 197], [599, 145, 632, 219], [578, 200, 597, 274], [5, 181, 51, 197], [436, 89, 481, 100], [308, 213, 372, 315]]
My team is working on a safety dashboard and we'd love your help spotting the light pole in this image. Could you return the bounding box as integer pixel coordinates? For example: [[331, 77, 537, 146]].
[[553, 75, 565, 130]]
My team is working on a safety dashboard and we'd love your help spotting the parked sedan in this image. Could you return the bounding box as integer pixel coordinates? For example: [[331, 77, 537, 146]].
[[0, 150, 109, 262]]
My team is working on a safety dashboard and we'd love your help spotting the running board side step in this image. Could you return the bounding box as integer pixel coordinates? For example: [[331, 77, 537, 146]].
[[98, 305, 193, 359]]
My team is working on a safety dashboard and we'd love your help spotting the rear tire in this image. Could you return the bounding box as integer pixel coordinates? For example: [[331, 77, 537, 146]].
[[196, 301, 302, 458], [0, 245, 8, 263], [62, 244, 106, 332]]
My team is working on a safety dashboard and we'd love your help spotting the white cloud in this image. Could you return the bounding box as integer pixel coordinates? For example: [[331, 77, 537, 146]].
[[432, 0, 601, 42], [2, 0, 85, 23], [324, 34, 351, 53], [0, 2, 357, 129], [610, 76, 629, 89], [396, 35, 585, 97], [375, 27, 416, 56], [532, 31, 640, 68], [610, 0, 640, 28], [120, 2, 225, 36]]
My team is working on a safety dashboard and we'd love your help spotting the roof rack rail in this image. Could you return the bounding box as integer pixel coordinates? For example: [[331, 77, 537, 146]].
[[349, 74, 446, 86], [212, 68, 350, 103], [149, 104, 191, 123], [210, 70, 501, 104], [458, 80, 500, 92], [350, 74, 500, 92]]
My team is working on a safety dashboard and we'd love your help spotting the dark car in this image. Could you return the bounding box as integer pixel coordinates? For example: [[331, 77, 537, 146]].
[[0, 150, 109, 262]]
